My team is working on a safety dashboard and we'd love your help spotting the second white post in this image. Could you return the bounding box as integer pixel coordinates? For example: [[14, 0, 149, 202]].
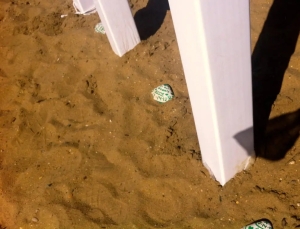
[[168, 0, 255, 185]]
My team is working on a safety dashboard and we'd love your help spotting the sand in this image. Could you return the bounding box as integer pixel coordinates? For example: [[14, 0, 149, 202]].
[[0, 0, 300, 228]]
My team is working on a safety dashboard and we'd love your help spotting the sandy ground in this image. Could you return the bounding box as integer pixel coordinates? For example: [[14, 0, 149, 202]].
[[0, 0, 300, 228]]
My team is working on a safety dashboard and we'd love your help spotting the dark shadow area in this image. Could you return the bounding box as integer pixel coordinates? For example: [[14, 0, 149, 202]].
[[234, 127, 254, 156], [235, 109, 300, 160], [252, 0, 300, 160], [262, 109, 300, 160], [134, 0, 170, 40]]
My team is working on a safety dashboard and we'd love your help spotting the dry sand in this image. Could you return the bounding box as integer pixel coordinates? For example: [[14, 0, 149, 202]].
[[0, 0, 300, 228]]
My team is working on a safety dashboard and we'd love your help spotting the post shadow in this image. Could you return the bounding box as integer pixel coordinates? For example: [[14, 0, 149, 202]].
[[133, 0, 170, 40], [235, 109, 300, 160], [252, 0, 300, 160]]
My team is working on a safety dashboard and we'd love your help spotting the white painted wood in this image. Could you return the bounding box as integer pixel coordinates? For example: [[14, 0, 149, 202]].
[[168, 0, 255, 185], [93, 0, 141, 57], [73, 0, 96, 15]]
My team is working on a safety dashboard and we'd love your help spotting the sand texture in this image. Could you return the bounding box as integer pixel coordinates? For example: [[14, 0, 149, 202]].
[[0, 0, 300, 228]]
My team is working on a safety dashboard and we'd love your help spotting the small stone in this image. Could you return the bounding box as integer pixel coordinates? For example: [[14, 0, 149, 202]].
[[289, 160, 295, 165], [32, 217, 38, 222], [281, 218, 287, 227]]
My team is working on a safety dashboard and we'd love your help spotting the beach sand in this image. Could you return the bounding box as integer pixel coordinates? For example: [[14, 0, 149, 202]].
[[0, 0, 300, 228]]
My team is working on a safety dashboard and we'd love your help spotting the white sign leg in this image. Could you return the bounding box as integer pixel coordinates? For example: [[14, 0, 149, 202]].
[[168, 0, 255, 185], [93, 0, 141, 56], [73, 0, 95, 15]]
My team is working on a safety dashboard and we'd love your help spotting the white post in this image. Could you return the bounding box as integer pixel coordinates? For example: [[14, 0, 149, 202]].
[[168, 0, 254, 185], [93, 0, 141, 57], [73, 0, 95, 15]]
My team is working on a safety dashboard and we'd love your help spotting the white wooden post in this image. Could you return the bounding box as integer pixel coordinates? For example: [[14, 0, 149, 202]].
[[93, 0, 141, 56], [168, 0, 255, 185], [73, 0, 95, 15]]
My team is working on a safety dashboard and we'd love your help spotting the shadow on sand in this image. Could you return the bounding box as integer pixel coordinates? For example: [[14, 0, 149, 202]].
[[252, 0, 300, 160], [134, 0, 169, 40]]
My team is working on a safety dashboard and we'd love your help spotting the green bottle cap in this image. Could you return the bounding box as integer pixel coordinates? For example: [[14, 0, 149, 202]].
[[95, 22, 105, 34], [151, 84, 174, 103], [242, 220, 273, 229]]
